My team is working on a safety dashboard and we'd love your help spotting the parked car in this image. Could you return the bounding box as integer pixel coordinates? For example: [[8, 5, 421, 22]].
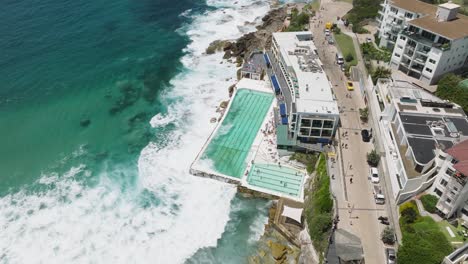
[[373, 185, 385, 204], [370, 167, 380, 183], [361, 129, 370, 142], [366, 37, 372, 43], [386, 248, 396, 264], [346, 81, 354, 91], [327, 36, 335, 44], [325, 29, 330, 36]]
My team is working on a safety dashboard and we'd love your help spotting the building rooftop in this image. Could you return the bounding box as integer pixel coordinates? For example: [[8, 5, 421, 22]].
[[272, 32, 338, 115], [408, 14, 468, 40], [391, 0, 437, 15], [387, 81, 468, 166], [447, 139, 468, 176]]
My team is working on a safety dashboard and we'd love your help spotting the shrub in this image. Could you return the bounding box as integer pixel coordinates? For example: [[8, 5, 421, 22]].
[[334, 27, 341, 34], [420, 194, 439, 213], [367, 149, 380, 166], [371, 66, 392, 84], [381, 226, 396, 244], [345, 53, 354, 62], [436, 73, 468, 112], [401, 207, 418, 224], [359, 107, 369, 122]]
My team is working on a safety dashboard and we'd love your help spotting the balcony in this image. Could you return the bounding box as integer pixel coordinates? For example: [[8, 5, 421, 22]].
[[401, 30, 434, 48], [433, 42, 451, 51], [414, 56, 427, 64], [410, 64, 424, 72]]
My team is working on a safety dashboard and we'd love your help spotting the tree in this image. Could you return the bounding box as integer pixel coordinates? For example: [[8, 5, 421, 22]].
[[401, 207, 418, 224], [334, 27, 341, 34], [420, 194, 439, 213], [367, 149, 380, 166], [345, 53, 354, 62], [381, 226, 396, 244], [359, 107, 369, 122], [436, 73, 468, 112], [371, 66, 391, 84]]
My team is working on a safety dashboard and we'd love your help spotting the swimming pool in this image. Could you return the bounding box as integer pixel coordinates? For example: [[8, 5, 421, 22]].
[[200, 88, 274, 178], [247, 163, 304, 198]]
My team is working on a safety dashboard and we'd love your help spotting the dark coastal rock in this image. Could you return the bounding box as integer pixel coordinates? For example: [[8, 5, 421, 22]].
[[80, 119, 91, 127]]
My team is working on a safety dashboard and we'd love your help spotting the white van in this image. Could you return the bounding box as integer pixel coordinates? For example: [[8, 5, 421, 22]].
[[336, 52, 344, 65]]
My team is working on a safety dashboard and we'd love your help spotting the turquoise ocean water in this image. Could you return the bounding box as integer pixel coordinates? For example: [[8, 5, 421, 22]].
[[0, 0, 274, 262]]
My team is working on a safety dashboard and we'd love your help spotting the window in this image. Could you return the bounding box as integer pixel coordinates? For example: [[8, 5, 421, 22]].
[[400, 36, 406, 41], [429, 59, 436, 64], [395, 53, 401, 58], [321, 129, 332, 137], [301, 119, 311, 127], [453, 187, 458, 192], [397, 45, 403, 49], [405, 12, 413, 19], [446, 198, 452, 204], [425, 67, 433, 73], [440, 179, 448, 187], [434, 188, 443, 196], [438, 154, 446, 160], [323, 120, 334, 128], [462, 208, 468, 217], [300, 128, 309, 136], [446, 167, 455, 175], [312, 120, 323, 128], [310, 129, 321, 137], [391, 7, 398, 14]]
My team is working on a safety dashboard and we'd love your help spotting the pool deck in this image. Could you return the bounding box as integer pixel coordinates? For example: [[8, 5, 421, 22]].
[[191, 78, 307, 202]]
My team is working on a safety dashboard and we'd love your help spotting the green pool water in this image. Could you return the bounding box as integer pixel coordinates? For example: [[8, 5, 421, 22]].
[[247, 163, 304, 198], [201, 89, 273, 178]]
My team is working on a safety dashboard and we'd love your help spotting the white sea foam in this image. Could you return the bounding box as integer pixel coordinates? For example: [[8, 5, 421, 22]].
[[0, 1, 271, 263]]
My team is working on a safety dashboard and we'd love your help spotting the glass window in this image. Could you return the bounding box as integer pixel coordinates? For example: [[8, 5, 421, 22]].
[[429, 59, 436, 64], [321, 129, 332, 137], [405, 12, 413, 19], [446, 198, 452, 204], [300, 128, 309, 136], [440, 179, 448, 186], [425, 67, 433, 73], [434, 188, 442, 196], [400, 36, 406, 40], [323, 120, 334, 128], [301, 119, 311, 127], [312, 120, 323, 128], [395, 53, 401, 58], [310, 129, 321, 137]]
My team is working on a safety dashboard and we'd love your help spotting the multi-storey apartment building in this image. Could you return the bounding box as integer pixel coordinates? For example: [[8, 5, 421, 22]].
[[367, 79, 468, 203], [429, 139, 468, 220], [269, 32, 340, 151], [376, 0, 468, 84]]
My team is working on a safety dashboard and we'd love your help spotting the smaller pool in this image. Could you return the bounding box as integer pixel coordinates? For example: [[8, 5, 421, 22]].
[[247, 163, 304, 198], [200, 89, 273, 178]]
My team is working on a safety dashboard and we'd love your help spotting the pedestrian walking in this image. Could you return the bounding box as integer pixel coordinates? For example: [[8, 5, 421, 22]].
[[345, 144, 348, 149], [349, 164, 353, 170], [350, 178, 353, 184]]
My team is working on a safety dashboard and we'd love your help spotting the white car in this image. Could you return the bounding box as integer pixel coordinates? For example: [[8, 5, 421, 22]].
[[370, 167, 380, 183], [325, 29, 330, 36]]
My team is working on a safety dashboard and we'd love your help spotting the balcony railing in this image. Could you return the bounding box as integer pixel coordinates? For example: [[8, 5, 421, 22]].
[[433, 42, 451, 51]]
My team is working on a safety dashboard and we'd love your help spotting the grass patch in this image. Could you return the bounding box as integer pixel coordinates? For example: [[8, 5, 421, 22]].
[[304, 0, 321, 12], [334, 32, 357, 67], [437, 220, 466, 243], [344, 0, 380, 32], [304, 153, 333, 262], [286, 8, 310, 32], [289, 153, 319, 174], [398, 201, 453, 264], [361, 43, 391, 62]]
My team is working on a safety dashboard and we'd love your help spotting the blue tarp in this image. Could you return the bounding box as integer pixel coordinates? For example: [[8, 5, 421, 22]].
[[263, 54, 271, 66], [279, 103, 286, 116], [270, 75, 280, 94], [281, 116, 288, 125]]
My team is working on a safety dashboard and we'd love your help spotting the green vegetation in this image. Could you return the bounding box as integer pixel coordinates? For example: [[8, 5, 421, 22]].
[[366, 149, 380, 166], [289, 153, 319, 174], [370, 66, 392, 84], [381, 226, 396, 245], [398, 201, 453, 264], [334, 32, 357, 67], [359, 107, 369, 122], [361, 43, 391, 62], [436, 74, 468, 112], [303, 0, 321, 13], [344, 0, 381, 33], [420, 194, 438, 213], [304, 154, 333, 261], [437, 220, 467, 243], [286, 8, 310, 32]]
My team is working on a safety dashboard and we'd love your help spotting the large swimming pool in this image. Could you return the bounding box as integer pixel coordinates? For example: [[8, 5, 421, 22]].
[[200, 88, 274, 178]]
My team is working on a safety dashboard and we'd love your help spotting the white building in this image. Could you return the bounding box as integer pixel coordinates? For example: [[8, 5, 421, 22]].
[[377, 0, 468, 84], [270, 32, 339, 150], [443, 243, 468, 264], [368, 79, 468, 203], [428, 139, 468, 221]]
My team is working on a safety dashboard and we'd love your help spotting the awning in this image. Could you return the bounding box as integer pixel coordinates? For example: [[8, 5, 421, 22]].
[[263, 53, 271, 65], [281, 116, 288, 125], [282, 206, 303, 223], [279, 103, 286, 116], [270, 75, 281, 93]]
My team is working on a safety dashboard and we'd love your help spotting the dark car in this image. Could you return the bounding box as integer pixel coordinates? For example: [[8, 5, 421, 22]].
[[361, 129, 371, 142]]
